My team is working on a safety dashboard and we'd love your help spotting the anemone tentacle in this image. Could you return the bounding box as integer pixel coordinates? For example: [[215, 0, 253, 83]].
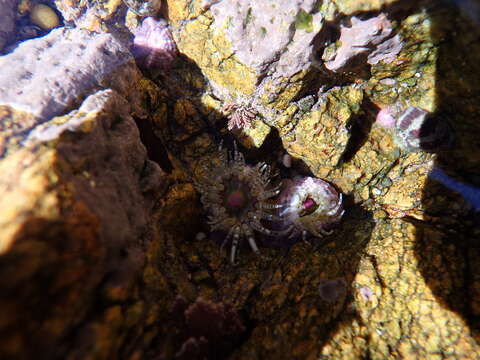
[[195, 145, 282, 263]]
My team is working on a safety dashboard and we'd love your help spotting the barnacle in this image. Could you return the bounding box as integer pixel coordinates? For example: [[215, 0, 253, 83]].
[[394, 106, 454, 152], [376, 105, 454, 152], [195, 144, 286, 264]]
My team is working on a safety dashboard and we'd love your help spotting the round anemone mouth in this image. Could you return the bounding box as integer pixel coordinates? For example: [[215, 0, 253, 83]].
[[300, 197, 319, 217], [221, 175, 253, 217]]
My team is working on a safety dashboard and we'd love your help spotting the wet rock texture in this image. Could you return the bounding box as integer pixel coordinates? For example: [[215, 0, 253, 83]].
[[1, 0, 480, 359], [0, 88, 166, 359], [0, 27, 141, 122]]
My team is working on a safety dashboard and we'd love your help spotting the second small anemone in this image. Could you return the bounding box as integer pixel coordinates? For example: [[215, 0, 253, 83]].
[[276, 177, 344, 241], [194, 144, 286, 264]]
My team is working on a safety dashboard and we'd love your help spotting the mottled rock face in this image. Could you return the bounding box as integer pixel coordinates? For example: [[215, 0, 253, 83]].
[[54, 0, 125, 31], [169, 297, 245, 360], [0, 27, 141, 121], [209, 0, 323, 78], [0, 25, 165, 359], [324, 14, 401, 72], [2, 0, 480, 359], [123, 0, 162, 16], [0, 89, 165, 359]]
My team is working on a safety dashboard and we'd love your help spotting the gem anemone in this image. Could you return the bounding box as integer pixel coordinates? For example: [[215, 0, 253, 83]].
[[276, 177, 344, 241], [194, 145, 286, 264], [132, 17, 178, 71]]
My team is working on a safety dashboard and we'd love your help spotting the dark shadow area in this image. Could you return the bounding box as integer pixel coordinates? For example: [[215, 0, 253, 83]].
[[416, 0, 480, 341], [135, 117, 173, 173], [337, 97, 378, 165]]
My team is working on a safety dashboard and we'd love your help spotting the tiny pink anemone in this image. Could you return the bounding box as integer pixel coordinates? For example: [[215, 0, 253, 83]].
[[194, 144, 289, 264]]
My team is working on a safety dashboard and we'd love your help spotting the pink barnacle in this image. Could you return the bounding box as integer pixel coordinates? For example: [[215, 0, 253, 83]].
[[132, 17, 178, 71]]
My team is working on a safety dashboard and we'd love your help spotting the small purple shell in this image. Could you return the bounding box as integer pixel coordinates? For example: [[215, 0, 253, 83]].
[[132, 17, 178, 71], [276, 177, 344, 240]]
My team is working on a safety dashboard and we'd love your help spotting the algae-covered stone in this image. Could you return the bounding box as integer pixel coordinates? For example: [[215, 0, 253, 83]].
[[55, 0, 124, 31]]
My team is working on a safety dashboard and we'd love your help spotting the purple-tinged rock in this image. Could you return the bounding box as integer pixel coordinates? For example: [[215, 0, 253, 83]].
[[0, 27, 142, 121], [324, 14, 399, 72], [367, 34, 403, 65], [210, 0, 322, 77]]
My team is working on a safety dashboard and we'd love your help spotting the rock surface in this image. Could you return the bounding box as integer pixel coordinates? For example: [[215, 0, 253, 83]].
[[1, 0, 480, 359], [0, 27, 141, 122], [0, 88, 165, 359]]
